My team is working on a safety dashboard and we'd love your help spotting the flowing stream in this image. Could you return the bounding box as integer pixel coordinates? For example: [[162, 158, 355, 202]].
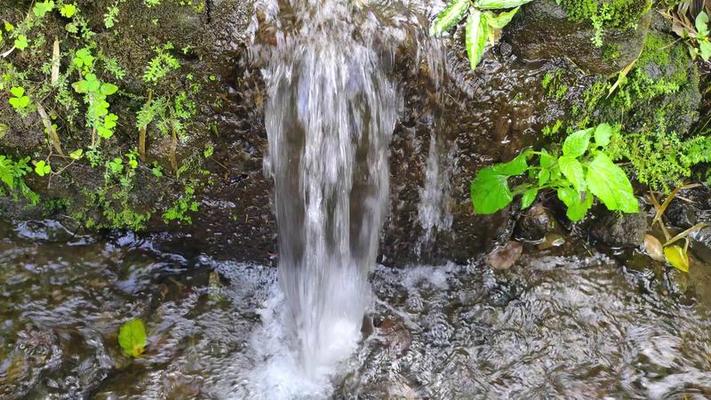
[[261, 0, 398, 380], [1, 221, 711, 399]]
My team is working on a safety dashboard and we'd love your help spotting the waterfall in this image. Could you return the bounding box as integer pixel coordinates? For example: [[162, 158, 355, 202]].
[[261, 0, 399, 376]]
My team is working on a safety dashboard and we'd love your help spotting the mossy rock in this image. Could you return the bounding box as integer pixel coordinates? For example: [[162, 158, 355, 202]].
[[506, 0, 651, 75]]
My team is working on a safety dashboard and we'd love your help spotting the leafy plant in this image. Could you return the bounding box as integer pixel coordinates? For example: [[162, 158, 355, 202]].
[[470, 123, 638, 221], [118, 319, 147, 358], [143, 43, 180, 83], [666, 2, 711, 61], [0, 155, 39, 204], [8, 86, 31, 112], [59, 4, 77, 18], [33, 160, 51, 176], [430, 0, 532, 69], [104, 3, 120, 29]]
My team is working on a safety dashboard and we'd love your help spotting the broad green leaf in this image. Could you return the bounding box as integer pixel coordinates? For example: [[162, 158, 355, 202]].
[[664, 245, 689, 272], [118, 319, 147, 358], [14, 35, 28, 50], [33, 1, 55, 17], [695, 11, 709, 37], [471, 169, 513, 214], [558, 156, 586, 192], [465, 9, 489, 69], [69, 148, 83, 160], [100, 83, 118, 96], [490, 151, 529, 176], [474, 0, 533, 10], [9, 96, 30, 109], [557, 186, 592, 222], [539, 148, 555, 168], [430, 0, 470, 36], [562, 128, 592, 158], [537, 168, 550, 186], [585, 152, 638, 213], [486, 6, 519, 29], [60, 4, 77, 18], [10, 86, 24, 97], [521, 187, 537, 208], [699, 39, 711, 61], [593, 123, 612, 147]]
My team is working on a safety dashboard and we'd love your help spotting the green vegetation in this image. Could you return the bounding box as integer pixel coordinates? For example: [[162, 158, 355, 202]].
[[543, 32, 709, 192], [556, 0, 652, 47], [118, 318, 147, 358], [0, 0, 210, 230], [471, 123, 638, 221], [430, 0, 532, 68]]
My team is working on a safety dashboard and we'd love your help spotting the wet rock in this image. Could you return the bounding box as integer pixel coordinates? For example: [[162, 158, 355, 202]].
[[486, 241, 523, 270], [506, 0, 651, 75], [515, 204, 560, 242], [377, 317, 412, 355], [590, 209, 648, 248]]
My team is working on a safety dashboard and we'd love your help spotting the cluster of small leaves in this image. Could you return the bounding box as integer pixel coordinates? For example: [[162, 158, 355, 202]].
[[471, 123, 638, 221], [163, 183, 199, 223], [71, 48, 120, 140], [104, 3, 120, 29], [430, 0, 532, 69], [143, 43, 180, 83], [0, 156, 39, 204], [676, 11, 711, 61]]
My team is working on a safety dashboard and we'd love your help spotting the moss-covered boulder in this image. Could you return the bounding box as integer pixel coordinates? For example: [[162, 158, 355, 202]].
[[506, 0, 652, 75]]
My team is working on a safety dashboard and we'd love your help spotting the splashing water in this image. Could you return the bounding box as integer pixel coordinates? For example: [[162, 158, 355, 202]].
[[260, 0, 399, 384]]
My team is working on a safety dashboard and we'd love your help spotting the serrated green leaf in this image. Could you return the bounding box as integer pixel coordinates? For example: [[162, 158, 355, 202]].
[[490, 151, 529, 176], [485, 6, 519, 29], [557, 186, 593, 222], [118, 319, 147, 358], [474, 0, 532, 9], [585, 152, 638, 213], [562, 128, 592, 158], [695, 11, 709, 37], [471, 169, 513, 214], [558, 156, 586, 192], [537, 168, 550, 186], [593, 123, 612, 147], [664, 245, 689, 272], [465, 9, 489, 69], [430, 0, 470, 36], [521, 187, 537, 208], [539, 148, 555, 168]]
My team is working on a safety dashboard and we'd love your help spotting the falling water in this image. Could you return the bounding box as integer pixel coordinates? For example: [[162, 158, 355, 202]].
[[261, 0, 399, 377]]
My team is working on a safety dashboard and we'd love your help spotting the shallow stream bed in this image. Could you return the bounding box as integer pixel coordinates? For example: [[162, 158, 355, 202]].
[[1, 220, 710, 399]]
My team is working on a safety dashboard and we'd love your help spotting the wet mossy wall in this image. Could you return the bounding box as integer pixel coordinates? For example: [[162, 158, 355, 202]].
[[0, 0, 708, 264]]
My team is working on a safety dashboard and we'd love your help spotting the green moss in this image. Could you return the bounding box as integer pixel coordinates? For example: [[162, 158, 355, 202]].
[[571, 32, 704, 191], [556, 0, 652, 46]]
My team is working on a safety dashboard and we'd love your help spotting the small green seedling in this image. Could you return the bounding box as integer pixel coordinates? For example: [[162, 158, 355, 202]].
[[8, 87, 30, 111], [33, 160, 51, 177]]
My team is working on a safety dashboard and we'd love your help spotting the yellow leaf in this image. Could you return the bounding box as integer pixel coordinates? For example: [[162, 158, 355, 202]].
[[664, 245, 689, 272]]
